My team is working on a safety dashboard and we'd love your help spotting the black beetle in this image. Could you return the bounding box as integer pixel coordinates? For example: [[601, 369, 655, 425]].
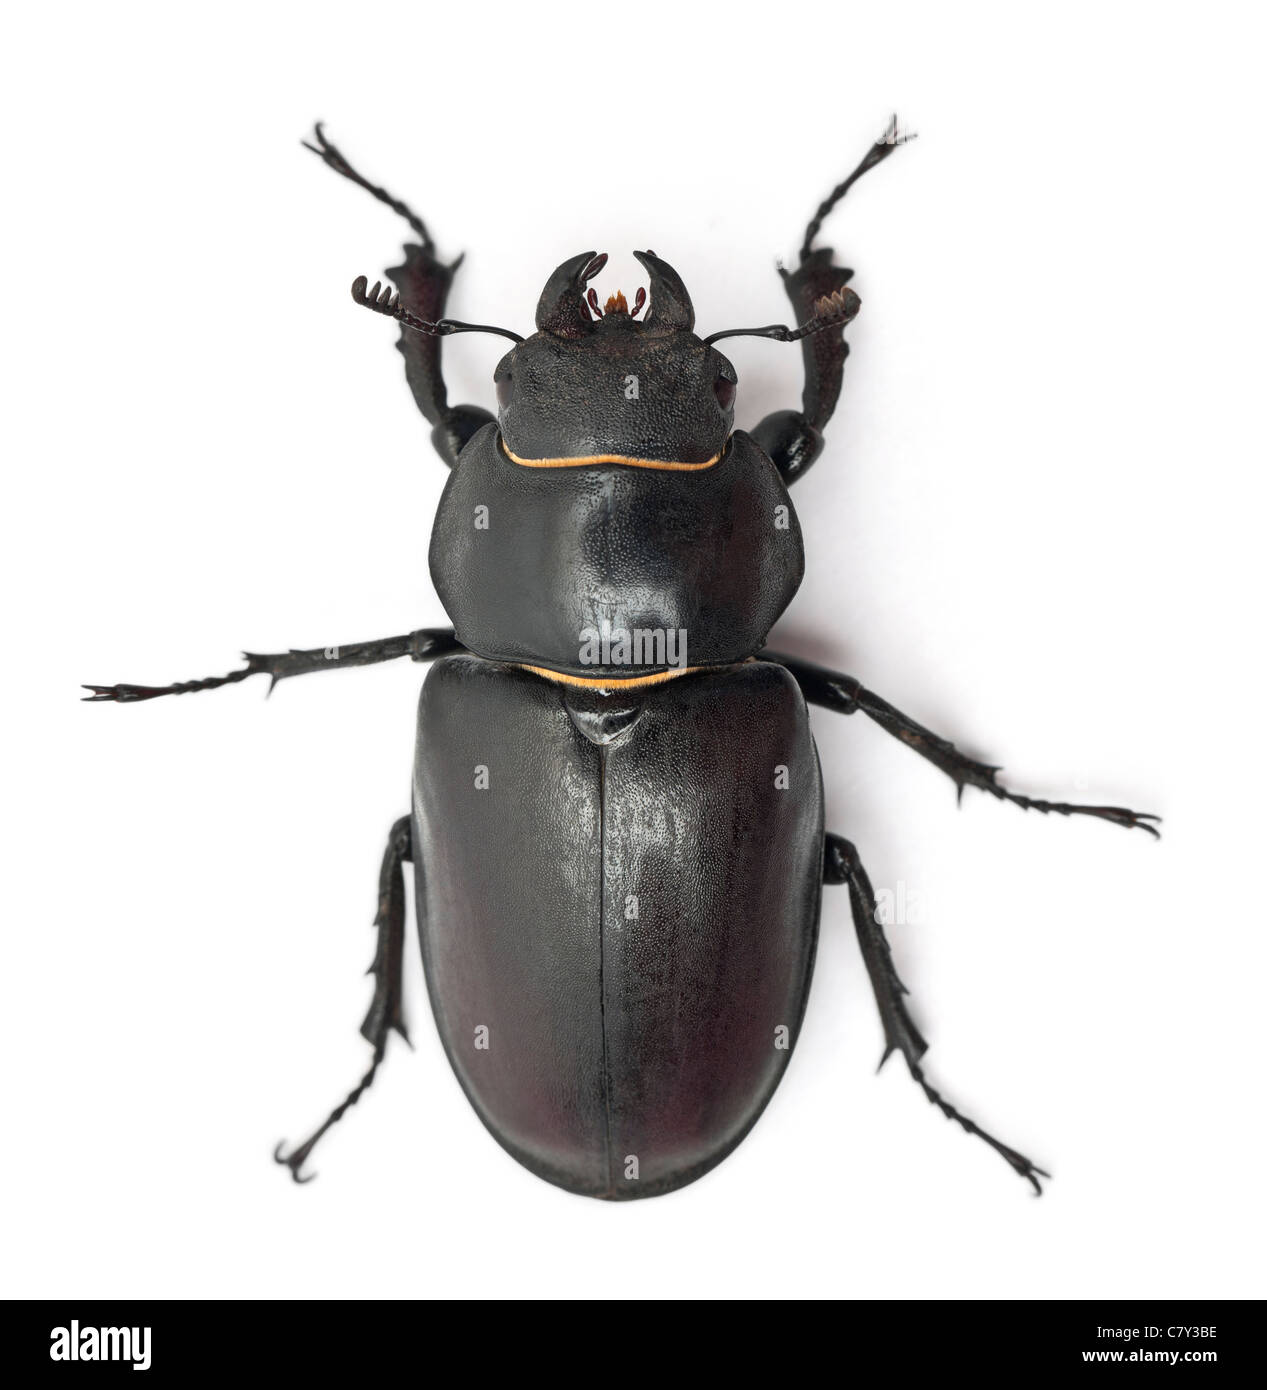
[[86, 117, 1158, 1199]]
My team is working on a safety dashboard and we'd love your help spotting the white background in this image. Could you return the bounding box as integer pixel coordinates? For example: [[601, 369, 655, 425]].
[[4, 1, 1264, 1300]]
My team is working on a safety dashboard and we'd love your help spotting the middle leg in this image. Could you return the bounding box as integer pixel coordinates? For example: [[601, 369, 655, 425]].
[[84, 627, 462, 703], [769, 651, 1160, 837]]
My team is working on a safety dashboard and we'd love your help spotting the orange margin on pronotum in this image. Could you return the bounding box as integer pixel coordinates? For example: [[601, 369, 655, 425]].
[[501, 442, 722, 472]]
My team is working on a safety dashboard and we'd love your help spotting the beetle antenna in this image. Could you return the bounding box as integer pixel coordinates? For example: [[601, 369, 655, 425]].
[[586, 287, 603, 319], [351, 275, 525, 344], [799, 113, 917, 263], [703, 287, 861, 346]]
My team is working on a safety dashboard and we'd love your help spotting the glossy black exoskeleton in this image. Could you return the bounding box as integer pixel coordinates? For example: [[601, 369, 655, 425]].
[[86, 117, 1158, 1198]]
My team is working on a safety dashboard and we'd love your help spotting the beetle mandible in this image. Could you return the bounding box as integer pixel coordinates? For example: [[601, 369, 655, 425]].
[[86, 116, 1159, 1198]]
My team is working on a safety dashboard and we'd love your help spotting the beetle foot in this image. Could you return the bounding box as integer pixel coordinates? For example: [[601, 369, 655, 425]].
[[992, 1144, 1050, 1198], [82, 682, 180, 703], [877, 112, 918, 147], [273, 1138, 319, 1185], [301, 122, 434, 250], [910, 1062, 1050, 1196], [962, 765, 1162, 839], [272, 1034, 389, 1188], [81, 657, 262, 702], [301, 121, 347, 176]]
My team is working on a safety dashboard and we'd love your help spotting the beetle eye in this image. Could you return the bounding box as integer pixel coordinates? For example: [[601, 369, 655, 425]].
[[496, 373, 513, 408], [714, 375, 736, 411]]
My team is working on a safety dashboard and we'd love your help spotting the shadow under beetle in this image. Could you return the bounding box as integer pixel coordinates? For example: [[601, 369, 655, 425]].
[[86, 116, 1159, 1198]]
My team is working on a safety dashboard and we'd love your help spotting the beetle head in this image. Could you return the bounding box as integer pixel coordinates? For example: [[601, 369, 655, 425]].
[[492, 250, 738, 469]]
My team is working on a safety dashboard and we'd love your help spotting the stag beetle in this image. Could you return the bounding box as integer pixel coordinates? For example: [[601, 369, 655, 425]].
[[86, 117, 1158, 1198]]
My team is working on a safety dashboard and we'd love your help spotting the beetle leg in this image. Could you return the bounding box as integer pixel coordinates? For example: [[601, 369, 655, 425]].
[[274, 814, 413, 1184], [752, 115, 915, 486], [303, 124, 496, 467], [823, 833, 1050, 1195], [768, 651, 1161, 837], [82, 627, 462, 703]]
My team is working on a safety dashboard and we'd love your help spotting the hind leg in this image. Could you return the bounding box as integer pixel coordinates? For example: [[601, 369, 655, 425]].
[[823, 833, 1049, 1193], [305, 125, 494, 467], [274, 814, 414, 1183]]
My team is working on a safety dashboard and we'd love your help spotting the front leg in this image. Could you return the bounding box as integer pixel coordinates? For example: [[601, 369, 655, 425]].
[[752, 115, 915, 486], [83, 627, 462, 703], [767, 651, 1161, 838], [303, 125, 495, 468]]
